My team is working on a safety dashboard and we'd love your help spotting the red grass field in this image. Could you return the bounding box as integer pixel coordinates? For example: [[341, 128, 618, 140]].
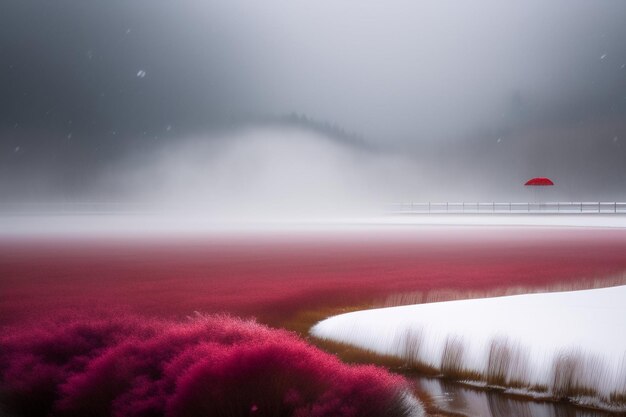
[[2, 227, 626, 326], [1, 226, 626, 417]]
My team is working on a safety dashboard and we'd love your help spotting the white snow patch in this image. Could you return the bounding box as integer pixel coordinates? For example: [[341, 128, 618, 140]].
[[1, 214, 626, 237], [311, 285, 626, 410], [374, 214, 626, 229], [398, 390, 426, 417]]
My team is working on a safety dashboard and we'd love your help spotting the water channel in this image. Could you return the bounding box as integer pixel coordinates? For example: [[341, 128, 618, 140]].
[[414, 377, 621, 417]]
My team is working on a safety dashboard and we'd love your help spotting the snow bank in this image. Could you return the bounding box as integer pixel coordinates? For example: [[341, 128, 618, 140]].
[[311, 285, 626, 411], [370, 214, 626, 229], [2, 213, 626, 238]]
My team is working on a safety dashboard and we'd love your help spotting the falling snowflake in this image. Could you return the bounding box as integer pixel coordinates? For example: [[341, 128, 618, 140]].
[[600, 54, 607, 60], [496, 137, 502, 143], [136, 70, 146, 78], [14, 146, 20, 153]]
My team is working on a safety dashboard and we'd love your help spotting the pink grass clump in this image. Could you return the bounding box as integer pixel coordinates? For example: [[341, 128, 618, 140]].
[[0, 312, 421, 417]]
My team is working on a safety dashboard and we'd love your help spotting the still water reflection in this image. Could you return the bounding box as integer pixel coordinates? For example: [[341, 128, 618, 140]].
[[414, 377, 619, 417]]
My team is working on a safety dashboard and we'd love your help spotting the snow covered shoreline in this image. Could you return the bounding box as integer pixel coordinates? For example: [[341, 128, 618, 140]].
[[311, 285, 626, 412], [1, 213, 626, 237]]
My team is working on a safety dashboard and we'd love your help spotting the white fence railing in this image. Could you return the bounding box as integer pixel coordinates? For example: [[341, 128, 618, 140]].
[[391, 202, 626, 214], [2, 201, 626, 215]]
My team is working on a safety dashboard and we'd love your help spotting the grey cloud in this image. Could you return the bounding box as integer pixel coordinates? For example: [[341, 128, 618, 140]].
[[1, 0, 625, 208]]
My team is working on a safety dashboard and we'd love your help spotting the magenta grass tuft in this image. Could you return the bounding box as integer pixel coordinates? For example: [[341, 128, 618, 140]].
[[0, 313, 420, 417]]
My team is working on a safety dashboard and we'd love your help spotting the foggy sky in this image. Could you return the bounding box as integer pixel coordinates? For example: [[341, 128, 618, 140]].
[[1, 0, 626, 207]]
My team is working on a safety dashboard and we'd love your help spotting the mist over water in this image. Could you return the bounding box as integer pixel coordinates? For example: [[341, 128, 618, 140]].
[[95, 127, 422, 219], [3, 123, 626, 221], [1, 0, 626, 217]]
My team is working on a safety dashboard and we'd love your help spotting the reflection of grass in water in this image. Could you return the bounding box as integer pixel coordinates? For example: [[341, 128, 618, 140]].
[[425, 376, 621, 417]]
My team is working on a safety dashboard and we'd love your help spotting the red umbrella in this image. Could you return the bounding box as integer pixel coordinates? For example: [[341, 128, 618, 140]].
[[524, 177, 554, 186]]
